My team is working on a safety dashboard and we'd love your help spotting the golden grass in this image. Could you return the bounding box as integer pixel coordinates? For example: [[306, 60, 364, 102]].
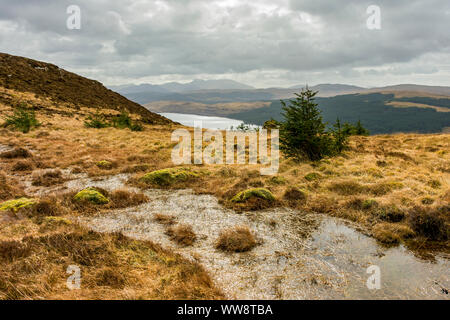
[[0, 88, 449, 299], [215, 226, 258, 252], [153, 213, 177, 226], [1, 100, 448, 244], [165, 224, 197, 247], [0, 224, 223, 300]]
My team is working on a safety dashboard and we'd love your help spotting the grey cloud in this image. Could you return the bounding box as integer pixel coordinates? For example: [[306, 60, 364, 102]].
[[0, 0, 448, 87]]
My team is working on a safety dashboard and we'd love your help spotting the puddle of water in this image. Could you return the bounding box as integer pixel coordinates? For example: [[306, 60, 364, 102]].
[[0, 144, 13, 153], [22, 171, 134, 197], [18, 172, 450, 299], [307, 219, 449, 299]]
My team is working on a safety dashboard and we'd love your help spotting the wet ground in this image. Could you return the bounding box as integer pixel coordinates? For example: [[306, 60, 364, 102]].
[[17, 171, 450, 299]]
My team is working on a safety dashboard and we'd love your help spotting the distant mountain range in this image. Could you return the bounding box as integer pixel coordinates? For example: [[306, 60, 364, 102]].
[[133, 80, 450, 135], [110, 79, 254, 95], [111, 81, 450, 105]]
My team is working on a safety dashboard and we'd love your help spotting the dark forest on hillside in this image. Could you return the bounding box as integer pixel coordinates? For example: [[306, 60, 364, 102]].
[[228, 93, 450, 134]]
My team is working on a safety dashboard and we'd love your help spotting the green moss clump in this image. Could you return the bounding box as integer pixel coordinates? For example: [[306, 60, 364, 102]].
[[269, 176, 287, 185], [304, 172, 321, 181], [96, 160, 113, 170], [421, 197, 434, 205], [43, 216, 72, 226], [231, 188, 275, 203], [362, 199, 378, 210], [140, 168, 198, 186], [73, 188, 109, 204], [427, 179, 441, 189], [376, 205, 405, 223], [0, 197, 36, 212]]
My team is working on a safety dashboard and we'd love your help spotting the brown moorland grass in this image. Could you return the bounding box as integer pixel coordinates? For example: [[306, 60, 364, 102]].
[[0, 147, 32, 159], [31, 169, 64, 187], [0, 87, 449, 299], [1, 99, 447, 247], [0, 171, 25, 201], [12, 159, 34, 171], [0, 223, 223, 299], [107, 189, 149, 209], [215, 226, 258, 252], [165, 224, 197, 247], [153, 213, 177, 226]]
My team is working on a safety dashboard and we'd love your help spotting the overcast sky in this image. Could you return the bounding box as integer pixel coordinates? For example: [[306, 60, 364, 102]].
[[0, 0, 449, 88]]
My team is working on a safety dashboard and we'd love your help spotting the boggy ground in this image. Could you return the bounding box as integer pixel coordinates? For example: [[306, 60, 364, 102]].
[[0, 93, 449, 299]]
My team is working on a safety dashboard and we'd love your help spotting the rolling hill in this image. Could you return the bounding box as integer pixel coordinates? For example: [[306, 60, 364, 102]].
[[0, 53, 171, 124]]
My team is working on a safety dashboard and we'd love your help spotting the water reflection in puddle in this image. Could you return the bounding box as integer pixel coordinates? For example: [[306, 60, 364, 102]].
[[307, 219, 449, 299], [23, 172, 449, 299]]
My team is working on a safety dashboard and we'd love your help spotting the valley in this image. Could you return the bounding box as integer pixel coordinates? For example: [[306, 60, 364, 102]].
[[0, 53, 448, 300]]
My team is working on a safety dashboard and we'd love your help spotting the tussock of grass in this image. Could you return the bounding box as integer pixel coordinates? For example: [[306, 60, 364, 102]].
[[304, 172, 322, 181], [140, 168, 198, 187], [0, 197, 36, 213], [165, 224, 197, 246], [328, 181, 366, 195], [0, 225, 223, 299], [94, 268, 127, 289], [229, 188, 276, 211], [12, 160, 34, 171], [121, 164, 151, 173], [31, 169, 64, 187], [73, 188, 109, 205], [385, 151, 415, 162], [375, 205, 405, 223], [153, 213, 176, 225], [96, 160, 114, 170], [0, 172, 25, 201], [408, 207, 448, 241], [107, 189, 148, 209], [231, 188, 275, 202], [373, 223, 415, 245], [215, 226, 258, 253], [0, 147, 31, 159], [0, 240, 31, 262], [283, 187, 307, 206], [30, 198, 64, 218]]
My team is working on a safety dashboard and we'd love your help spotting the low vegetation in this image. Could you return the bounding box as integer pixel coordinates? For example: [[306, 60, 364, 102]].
[[153, 213, 176, 225], [0, 197, 36, 213], [140, 168, 198, 187], [107, 189, 148, 209], [0, 224, 222, 299], [215, 226, 258, 252], [165, 224, 197, 246], [0, 83, 448, 299], [3, 105, 40, 133], [85, 111, 143, 131], [73, 188, 110, 205], [31, 169, 64, 187]]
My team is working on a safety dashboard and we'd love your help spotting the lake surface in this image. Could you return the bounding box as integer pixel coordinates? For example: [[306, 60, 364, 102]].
[[159, 112, 245, 130]]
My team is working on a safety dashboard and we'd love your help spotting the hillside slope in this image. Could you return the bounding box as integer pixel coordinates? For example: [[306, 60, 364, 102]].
[[0, 53, 170, 124]]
